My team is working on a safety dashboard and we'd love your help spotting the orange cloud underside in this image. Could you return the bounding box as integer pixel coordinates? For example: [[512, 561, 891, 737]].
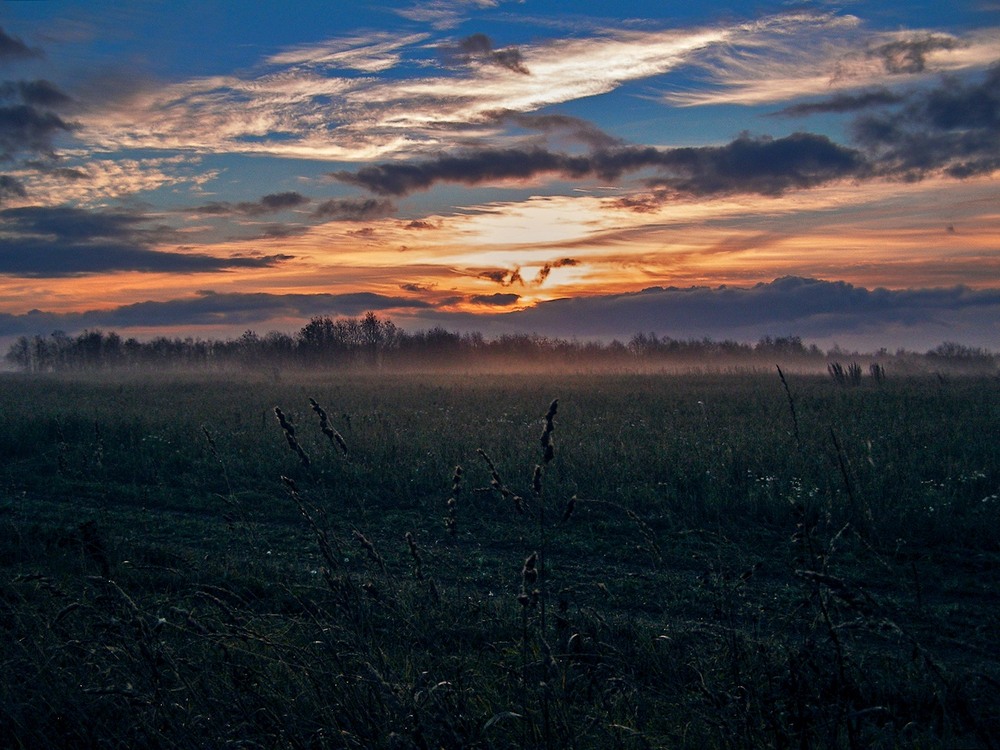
[[1, 174, 995, 319]]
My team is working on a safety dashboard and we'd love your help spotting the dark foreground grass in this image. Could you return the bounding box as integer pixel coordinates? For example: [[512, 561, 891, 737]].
[[1, 370, 998, 748]]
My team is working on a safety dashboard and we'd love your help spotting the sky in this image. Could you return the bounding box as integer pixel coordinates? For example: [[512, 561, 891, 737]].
[[1, 0, 999, 352]]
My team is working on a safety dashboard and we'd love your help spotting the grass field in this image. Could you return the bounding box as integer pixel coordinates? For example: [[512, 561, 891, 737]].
[[1, 369, 998, 748]]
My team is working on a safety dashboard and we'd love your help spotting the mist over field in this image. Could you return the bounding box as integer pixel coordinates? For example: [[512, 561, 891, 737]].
[[4, 310, 997, 379]]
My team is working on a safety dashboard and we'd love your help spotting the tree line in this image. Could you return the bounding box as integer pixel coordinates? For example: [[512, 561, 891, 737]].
[[3, 311, 995, 373]]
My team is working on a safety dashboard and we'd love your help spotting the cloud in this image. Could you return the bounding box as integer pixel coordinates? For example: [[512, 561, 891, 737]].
[[331, 146, 592, 195], [0, 104, 74, 160], [3, 278, 997, 351], [471, 276, 1000, 348], [333, 133, 867, 197], [774, 89, 905, 116], [0, 80, 74, 108], [0, 205, 292, 276], [0, 34, 75, 164], [647, 132, 868, 196], [867, 34, 961, 75], [265, 32, 429, 73], [245, 223, 309, 240], [0, 174, 26, 199], [478, 267, 525, 286], [442, 33, 530, 74], [312, 196, 396, 220], [852, 63, 1000, 178], [0, 290, 433, 335], [394, 1, 500, 30], [194, 191, 310, 217], [470, 292, 520, 306], [486, 110, 622, 148], [662, 20, 1000, 108], [5, 155, 216, 207], [63, 11, 732, 160], [0, 27, 42, 63], [532, 257, 578, 285], [404, 219, 437, 230]]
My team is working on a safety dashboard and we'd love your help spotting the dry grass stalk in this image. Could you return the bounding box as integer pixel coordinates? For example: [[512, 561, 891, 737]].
[[280, 475, 343, 573], [776, 365, 801, 449], [353, 529, 387, 574], [444, 465, 462, 536], [92, 419, 104, 470], [309, 397, 348, 455], [561, 495, 576, 522], [476, 448, 525, 514], [404, 531, 423, 580], [274, 406, 310, 467], [540, 398, 558, 464]]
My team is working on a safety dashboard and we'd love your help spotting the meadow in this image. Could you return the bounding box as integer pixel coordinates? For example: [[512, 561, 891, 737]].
[[1, 368, 998, 748]]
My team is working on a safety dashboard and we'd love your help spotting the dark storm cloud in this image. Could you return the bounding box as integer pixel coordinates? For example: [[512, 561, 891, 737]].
[[312, 196, 396, 220], [0, 205, 292, 276], [334, 133, 867, 198], [852, 63, 1000, 178], [868, 34, 960, 75], [0, 291, 433, 335], [470, 292, 520, 306], [194, 191, 310, 217], [774, 89, 905, 117], [442, 33, 529, 74], [0, 27, 41, 63]]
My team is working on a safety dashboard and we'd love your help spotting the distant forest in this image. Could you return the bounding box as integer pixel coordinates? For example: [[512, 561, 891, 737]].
[[4, 311, 997, 374]]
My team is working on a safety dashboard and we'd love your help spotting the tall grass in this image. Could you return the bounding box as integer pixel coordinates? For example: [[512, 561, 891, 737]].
[[0, 370, 997, 748]]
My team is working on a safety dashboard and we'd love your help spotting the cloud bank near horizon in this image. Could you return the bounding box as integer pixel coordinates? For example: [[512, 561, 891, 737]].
[[2, 277, 997, 352]]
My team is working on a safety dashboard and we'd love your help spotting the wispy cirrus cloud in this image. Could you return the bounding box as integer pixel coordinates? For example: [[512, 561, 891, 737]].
[[264, 32, 430, 73], [393, 0, 502, 30], [65, 12, 739, 160], [664, 20, 1000, 107], [3, 155, 217, 208]]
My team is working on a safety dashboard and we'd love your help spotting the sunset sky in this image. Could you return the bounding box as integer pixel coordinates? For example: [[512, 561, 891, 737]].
[[1, 0, 999, 351]]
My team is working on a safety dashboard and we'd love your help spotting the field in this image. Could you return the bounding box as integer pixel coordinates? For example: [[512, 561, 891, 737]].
[[1, 369, 998, 748]]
